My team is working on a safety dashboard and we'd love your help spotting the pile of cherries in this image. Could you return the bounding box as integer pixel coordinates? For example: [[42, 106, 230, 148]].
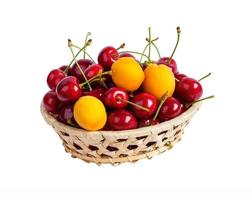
[[43, 28, 212, 131]]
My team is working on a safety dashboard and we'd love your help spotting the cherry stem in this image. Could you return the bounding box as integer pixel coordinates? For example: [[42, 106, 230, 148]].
[[117, 43, 125, 50], [64, 39, 92, 73], [117, 97, 150, 112], [168, 27, 181, 65], [83, 32, 91, 58], [198, 72, 212, 82], [151, 41, 161, 59], [153, 91, 169, 121], [186, 95, 215, 108], [79, 71, 112, 88], [118, 51, 149, 59], [140, 37, 159, 62], [148, 27, 151, 62], [99, 74, 108, 89], [72, 44, 95, 63], [68, 39, 92, 91]]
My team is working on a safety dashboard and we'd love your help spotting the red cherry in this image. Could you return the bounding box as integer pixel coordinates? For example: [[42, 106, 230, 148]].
[[42, 91, 59, 114], [59, 65, 68, 71], [138, 118, 160, 127], [158, 97, 182, 121], [69, 59, 93, 82], [82, 87, 105, 100], [119, 52, 135, 58], [84, 64, 103, 80], [103, 87, 128, 109], [175, 77, 203, 103], [56, 76, 81, 103], [175, 73, 187, 82], [131, 92, 157, 119], [108, 109, 137, 130], [98, 46, 119, 70], [157, 57, 178, 74], [58, 104, 77, 125], [47, 69, 66, 90]]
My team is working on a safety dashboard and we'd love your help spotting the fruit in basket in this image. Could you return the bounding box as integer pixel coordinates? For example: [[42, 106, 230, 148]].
[[157, 57, 178, 74], [103, 87, 128, 109], [84, 64, 103, 80], [73, 96, 107, 131], [111, 57, 144, 91], [108, 109, 137, 130], [42, 91, 59, 114], [138, 118, 160, 127], [98, 46, 120, 70], [175, 77, 203, 103], [82, 87, 105, 100], [158, 97, 182, 121], [175, 73, 187, 82], [142, 63, 175, 100], [58, 104, 77, 126], [131, 92, 157, 119], [47, 69, 66, 90], [70, 59, 93, 82], [119, 52, 135, 58], [56, 76, 81, 103]]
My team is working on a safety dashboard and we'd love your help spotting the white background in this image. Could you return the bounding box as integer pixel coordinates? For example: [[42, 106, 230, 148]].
[[0, 0, 252, 199]]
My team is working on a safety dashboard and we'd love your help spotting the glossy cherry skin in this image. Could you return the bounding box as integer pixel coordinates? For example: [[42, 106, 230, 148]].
[[175, 73, 187, 82], [58, 104, 77, 125], [131, 92, 157, 119], [157, 57, 178, 74], [42, 91, 59, 114], [138, 118, 160, 128], [69, 59, 93, 82], [175, 77, 203, 103], [82, 87, 105, 100], [56, 76, 81, 103], [119, 52, 135, 58], [84, 64, 103, 80], [108, 109, 137, 130], [158, 97, 182, 122], [103, 87, 128, 109], [47, 69, 66, 90], [98, 46, 119, 70]]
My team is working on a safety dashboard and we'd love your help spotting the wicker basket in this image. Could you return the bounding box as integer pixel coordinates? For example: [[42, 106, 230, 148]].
[[41, 102, 201, 165]]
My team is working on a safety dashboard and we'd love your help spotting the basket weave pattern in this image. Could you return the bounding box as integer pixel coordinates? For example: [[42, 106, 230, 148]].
[[41, 102, 201, 165]]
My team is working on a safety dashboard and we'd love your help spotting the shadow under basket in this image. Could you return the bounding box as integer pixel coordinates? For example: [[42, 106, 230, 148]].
[[41, 102, 201, 165]]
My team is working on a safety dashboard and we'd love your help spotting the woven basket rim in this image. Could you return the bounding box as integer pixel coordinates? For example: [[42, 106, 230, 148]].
[[41, 102, 201, 137]]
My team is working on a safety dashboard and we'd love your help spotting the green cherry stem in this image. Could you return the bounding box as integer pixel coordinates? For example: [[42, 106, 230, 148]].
[[83, 32, 91, 58], [198, 72, 212, 82], [153, 91, 169, 121], [116, 97, 150, 112], [185, 95, 215, 108], [64, 39, 92, 74], [79, 71, 112, 88], [72, 44, 95, 63], [168, 27, 181, 65], [148, 27, 152, 62], [68, 39, 92, 91], [151, 41, 161, 59], [140, 37, 159, 62]]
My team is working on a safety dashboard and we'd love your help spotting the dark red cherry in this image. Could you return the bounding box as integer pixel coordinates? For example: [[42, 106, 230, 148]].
[[138, 118, 160, 127], [157, 57, 178, 74], [119, 52, 135, 58], [108, 109, 137, 130], [175, 73, 187, 82], [98, 46, 119, 70], [84, 64, 103, 80], [175, 77, 203, 103], [56, 76, 81, 103], [103, 87, 128, 109], [158, 97, 182, 121], [47, 69, 66, 90], [59, 65, 68, 71], [131, 92, 157, 119], [82, 87, 105, 100], [58, 104, 77, 125], [42, 91, 59, 114], [69, 59, 93, 82]]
